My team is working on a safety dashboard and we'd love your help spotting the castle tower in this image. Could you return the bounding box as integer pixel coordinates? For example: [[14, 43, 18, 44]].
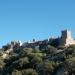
[[61, 30, 72, 39], [60, 30, 75, 46]]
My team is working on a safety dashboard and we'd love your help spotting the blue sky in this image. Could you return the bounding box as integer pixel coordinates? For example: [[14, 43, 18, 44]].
[[0, 0, 75, 47]]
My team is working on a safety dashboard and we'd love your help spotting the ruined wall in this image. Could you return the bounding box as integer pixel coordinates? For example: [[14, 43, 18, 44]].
[[60, 30, 75, 46]]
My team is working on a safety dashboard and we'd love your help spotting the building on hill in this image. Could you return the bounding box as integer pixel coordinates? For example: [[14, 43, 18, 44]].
[[8, 30, 75, 48], [60, 30, 75, 46]]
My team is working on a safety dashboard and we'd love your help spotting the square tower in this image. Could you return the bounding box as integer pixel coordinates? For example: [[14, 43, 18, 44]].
[[61, 30, 72, 40], [60, 30, 74, 46]]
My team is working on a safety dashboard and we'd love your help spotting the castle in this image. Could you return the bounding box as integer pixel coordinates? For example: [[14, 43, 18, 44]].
[[60, 30, 75, 46], [1, 29, 75, 51], [21, 29, 75, 47], [1, 29, 75, 59]]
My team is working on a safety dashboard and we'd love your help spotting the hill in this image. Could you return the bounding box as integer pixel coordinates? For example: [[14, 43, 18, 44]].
[[0, 40, 75, 75]]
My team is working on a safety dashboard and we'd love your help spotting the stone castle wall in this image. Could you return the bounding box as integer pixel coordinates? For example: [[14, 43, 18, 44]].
[[60, 30, 75, 46]]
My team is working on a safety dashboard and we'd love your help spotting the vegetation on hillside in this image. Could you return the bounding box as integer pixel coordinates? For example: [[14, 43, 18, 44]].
[[0, 41, 75, 75]]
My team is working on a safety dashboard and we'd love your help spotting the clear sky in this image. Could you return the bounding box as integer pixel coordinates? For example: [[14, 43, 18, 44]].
[[0, 0, 75, 47]]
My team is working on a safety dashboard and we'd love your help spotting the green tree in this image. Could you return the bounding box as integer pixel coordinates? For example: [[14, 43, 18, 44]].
[[46, 45, 57, 55], [22, 69, 38, 75], [64, 60, 75, 75], [20, 48, 33, 57], [12, 70, 22, 75], [37, 61, 56, 75], [31, 56, 42, 69]]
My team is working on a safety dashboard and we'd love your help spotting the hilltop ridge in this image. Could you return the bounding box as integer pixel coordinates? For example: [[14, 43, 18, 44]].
[[0, 30, 75, 75]]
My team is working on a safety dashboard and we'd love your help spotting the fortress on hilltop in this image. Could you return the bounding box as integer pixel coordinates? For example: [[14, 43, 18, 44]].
[[1, 29, 75, 59], [21, 29, 75, 47], [60, 30, 75, 46]]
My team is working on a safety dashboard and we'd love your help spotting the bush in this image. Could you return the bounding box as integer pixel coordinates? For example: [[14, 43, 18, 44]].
[[12, 70, 22, 75], [22, 69, 38, 75]]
